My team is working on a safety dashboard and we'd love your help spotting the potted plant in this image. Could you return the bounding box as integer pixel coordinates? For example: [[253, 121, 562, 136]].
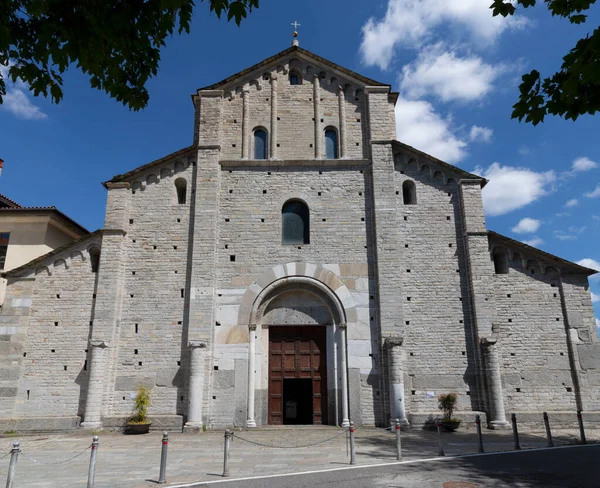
[[438, 393, 461, 432], [126, 385, 152, 434]]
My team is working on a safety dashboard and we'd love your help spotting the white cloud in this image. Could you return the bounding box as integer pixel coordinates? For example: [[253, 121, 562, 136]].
[[584, 185, 600, 198], [554, 232, 577, 241], [512, 218, 541, 234], [568, 225, 587, 234], [523, 236, 544, 247], [470, 126, 493, 143], [0, 63, 47, 120], [556, 212, 571, 217], [577, 259, 600, 280], [565, 199, 579, 208], [395, 96, 467, 163], [360, 0, 526, 69], [596, 318, 600, 332], [473, 163, 556, 216], [592, 292, 599, 303], [572, 157, 598, 173], [400, 47, 504, 102]]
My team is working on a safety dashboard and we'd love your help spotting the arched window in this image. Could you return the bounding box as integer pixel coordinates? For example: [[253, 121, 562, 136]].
[[175, 178, 187, 205], [282, 200, 309, 245], [325, 128, 338, 159], [289, 71, 301, 85], [493, 249, 509, 274], [402, 180, 417, 205], [254, 128, 268, 160], [89, 247, 101, 274]]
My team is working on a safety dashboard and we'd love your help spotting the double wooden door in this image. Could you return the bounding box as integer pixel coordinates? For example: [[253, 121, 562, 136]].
[[268, 326, 328, 425]]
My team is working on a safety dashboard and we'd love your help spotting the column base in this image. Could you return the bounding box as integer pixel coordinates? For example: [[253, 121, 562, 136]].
[[246, 419, 257, 428], [489, 420, 510, 429], [80, 421, 102, 429], [341, 419, 350, 428], [183, 422, 203, 433]]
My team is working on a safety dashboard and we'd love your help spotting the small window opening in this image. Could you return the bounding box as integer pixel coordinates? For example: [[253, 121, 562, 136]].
[[254, 128, 268, 160], [402, 180, 417, 205], [175, 178, 187, 205], [282, 200, 310, 245], [493, 249, 509, 274], [89, 247, 101, 273], [324, 128, 338, 159], [289, 71, 302, 85]]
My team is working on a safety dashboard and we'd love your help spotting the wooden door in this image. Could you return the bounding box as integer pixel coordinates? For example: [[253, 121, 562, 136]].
[[268, 326, 327, 425]]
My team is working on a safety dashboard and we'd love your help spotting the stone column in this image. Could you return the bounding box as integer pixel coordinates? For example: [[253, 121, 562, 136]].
[[247, 325, 257, 427], [270, 75, 278, 159], [339, 323, 350, 427], [338, 86, 347, 158], [242, 87, 250, 159], [81, 340, 108, 428], [481, 338, 509, 428], [185, 341, 207, 429], [313, 74, 322, 159], [385, 336, 409, 427]]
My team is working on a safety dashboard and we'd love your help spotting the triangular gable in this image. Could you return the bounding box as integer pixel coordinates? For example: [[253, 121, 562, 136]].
[[194, 46, 390, 95], [392, 140, 487, 187], [488, 231, 597, 276]]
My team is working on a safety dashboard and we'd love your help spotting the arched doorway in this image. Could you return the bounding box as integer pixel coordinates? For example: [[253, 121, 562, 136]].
[[239, 264, 356, 428]]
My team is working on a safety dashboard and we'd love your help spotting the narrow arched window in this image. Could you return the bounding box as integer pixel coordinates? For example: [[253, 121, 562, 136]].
[[89, 247, 101, 273], [289, 71, 301, 85], [402, 180, 417, 205], [175, 178, 187, 204], [325, 129, 338, 159], [254, 129, 268, 160], [493, 249, 509, 274], [282, 200, 309, 245]]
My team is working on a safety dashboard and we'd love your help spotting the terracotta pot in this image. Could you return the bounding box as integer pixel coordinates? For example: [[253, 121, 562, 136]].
[[441, 419, 461, 432], [125, 423, 151, 435]]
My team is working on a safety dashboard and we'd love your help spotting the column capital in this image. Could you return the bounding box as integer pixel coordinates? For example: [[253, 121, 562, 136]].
[[338, 322, 347, 329], [385, 335, 404, 347], [249, 324, 257, 331], [89, 340, 109, 349], [188, 340, 208, 349], [480, 336, 498, 348]]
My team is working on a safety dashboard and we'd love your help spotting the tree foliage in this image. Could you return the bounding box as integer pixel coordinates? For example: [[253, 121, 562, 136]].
[[491, 0, 599, 124], [0, 0, 259, 111]]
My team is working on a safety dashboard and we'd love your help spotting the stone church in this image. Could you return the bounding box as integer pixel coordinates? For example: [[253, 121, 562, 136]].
[[1, 42, 598, 432]]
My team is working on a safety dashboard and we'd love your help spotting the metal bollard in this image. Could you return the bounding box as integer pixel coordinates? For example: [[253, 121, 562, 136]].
[[349, 422, 357, 465], [158, 432, 168, 484], [577, 411, 587, 445], [475, 415, 484, 453], [543, 412, 554, 447], [511, 413, 521, 450], [436, 423, 445, 457], [5, 441, 20, 488], [222, 430, 232, 477], [87, 436, 99, 488], [395, 419, 402, 461]]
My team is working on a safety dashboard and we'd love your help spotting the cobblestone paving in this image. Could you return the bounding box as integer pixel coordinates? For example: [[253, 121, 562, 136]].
[[0, 426, 597, 487]]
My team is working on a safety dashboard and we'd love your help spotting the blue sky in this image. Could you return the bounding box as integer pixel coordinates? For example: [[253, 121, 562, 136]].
[[0, 0, 598, 327]]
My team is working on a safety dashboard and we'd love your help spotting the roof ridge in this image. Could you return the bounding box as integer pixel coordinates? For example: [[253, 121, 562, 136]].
[[0, 193, 22, 208]]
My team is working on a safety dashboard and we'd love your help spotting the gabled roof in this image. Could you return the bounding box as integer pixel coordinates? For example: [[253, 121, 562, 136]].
[[195, 45, 390, 94], [104, 145, 197, 186], [392, 140, 488, 187], [2, 229, 103, 278], [488, 231, 597, 276], [0, 193, 21, 208], [0, 206, 89, 236]]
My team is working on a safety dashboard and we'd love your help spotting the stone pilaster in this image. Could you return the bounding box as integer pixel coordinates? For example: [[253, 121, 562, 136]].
[[270, 75, 278, 160], [313, 74, 322, 159], [338, 86, 347, 158], [481, 337, 509, 428], [185, 340, 207, 429], [338, 323, 350, 427], [81, 340, 108, 428], [385, 336, 409, 427], [242, 87, 250, 159], [247, 325, 257, 427]]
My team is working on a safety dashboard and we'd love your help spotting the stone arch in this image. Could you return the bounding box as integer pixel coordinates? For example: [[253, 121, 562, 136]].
[[420, 164, 431, 178], [433, 170, 445, 183], [131, 181, 143, 193], [146, 173, 158, 185], [35, 266, 51, 276], [526, 258, 541, 275], [406, 158, 418, 172], [53, 259, 68, 270], [70, 250, 85, 262], [174, 160, 186, 173], [512, 252, 524, 268], [160, 167, 173, 179], [238, 263, 357, 327]]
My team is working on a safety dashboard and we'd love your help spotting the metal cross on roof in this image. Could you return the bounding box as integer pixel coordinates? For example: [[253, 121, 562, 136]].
[[291, 20, 301, 32]]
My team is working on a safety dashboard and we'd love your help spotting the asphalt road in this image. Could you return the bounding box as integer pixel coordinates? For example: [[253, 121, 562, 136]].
[[193, 444, 600, 488]]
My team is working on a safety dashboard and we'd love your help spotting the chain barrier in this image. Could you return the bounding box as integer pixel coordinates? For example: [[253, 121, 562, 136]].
[[21, 444, 92, 465], [0, 450, 12, 460], [233, 428, 348, 449]]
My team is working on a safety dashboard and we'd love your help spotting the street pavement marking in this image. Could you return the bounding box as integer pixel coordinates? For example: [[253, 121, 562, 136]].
[[166, 443, 597, 487]]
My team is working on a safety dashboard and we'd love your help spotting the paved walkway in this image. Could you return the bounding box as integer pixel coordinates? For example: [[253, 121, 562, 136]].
[[0, 426, 597, 487]]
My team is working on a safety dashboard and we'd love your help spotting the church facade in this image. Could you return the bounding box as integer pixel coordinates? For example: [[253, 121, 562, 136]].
[[1, 45, 598, 432]]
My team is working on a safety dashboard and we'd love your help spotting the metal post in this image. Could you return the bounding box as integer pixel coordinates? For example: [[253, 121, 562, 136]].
[[158, 432, 168, 484], [543, 412, 554, 447], [349, 422, 356, 465], [5, 441, 20, 488], [511, 413, 521, 450], [475, 415, 484, 453], [395, 419, 402, 461], [222, 430, 232, 477], [577, 411, 587, 445], [87, 436, 99, 488], [436, 423, 445, 456]]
